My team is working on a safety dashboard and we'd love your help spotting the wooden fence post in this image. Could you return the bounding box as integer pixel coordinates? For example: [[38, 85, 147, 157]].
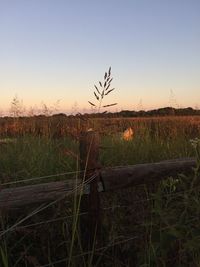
[[79, 129, 102, 252]]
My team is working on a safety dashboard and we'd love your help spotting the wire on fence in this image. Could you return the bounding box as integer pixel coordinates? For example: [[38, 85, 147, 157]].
[[1, 170, 84, 186], [0, 163, 137, 187], [1, 158, 196, 187], [0, 173, 98, 238]]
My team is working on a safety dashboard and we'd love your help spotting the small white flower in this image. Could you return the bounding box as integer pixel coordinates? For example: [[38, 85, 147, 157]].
[[190, 138, 200, 149]]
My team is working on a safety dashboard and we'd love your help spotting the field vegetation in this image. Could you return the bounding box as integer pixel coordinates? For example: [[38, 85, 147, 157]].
[[0, 114, 200, 266], [1, 68, 200, 266]]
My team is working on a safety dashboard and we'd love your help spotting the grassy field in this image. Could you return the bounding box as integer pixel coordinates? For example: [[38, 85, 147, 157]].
[[0, 116, 200, 266]]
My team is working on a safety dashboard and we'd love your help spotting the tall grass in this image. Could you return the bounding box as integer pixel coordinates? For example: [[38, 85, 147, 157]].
[[0, 118, 200, 266]]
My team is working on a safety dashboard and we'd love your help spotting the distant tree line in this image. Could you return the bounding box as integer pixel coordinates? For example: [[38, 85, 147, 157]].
[[69, 107, 200, 118], [1, 107, 200, 119]]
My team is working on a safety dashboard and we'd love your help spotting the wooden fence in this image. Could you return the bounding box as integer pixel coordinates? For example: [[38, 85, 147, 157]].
[[0, 157, 196, 210], [0, 130, 197, 250]]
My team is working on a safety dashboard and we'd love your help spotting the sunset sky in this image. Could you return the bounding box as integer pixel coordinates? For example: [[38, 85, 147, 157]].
[[0, 0, 200, 114]]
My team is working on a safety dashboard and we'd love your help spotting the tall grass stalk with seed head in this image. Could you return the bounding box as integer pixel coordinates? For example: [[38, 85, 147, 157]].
[[88, 67, 117, 113], [68, 67, 117, 266]]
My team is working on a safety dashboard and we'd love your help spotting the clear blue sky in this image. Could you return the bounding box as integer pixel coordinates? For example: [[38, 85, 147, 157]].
[[0, 0, 200, 113]]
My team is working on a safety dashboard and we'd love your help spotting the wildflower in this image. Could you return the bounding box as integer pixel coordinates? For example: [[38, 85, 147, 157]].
[[122, 127, 134, 141]]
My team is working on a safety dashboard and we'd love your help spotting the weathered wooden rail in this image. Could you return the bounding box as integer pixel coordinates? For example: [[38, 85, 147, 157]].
[[0, 157, 196, 210], [0, 130, 197, 254]]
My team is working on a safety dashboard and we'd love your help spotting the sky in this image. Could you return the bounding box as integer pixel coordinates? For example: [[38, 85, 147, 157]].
[[0, 0, 200, 114]]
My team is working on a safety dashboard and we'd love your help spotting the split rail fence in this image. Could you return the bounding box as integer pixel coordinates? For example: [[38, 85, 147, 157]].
[[0, 130, 197, 251]]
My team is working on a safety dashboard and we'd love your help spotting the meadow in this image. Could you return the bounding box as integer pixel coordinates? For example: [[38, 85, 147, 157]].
[[1, 115, 200, 266]]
